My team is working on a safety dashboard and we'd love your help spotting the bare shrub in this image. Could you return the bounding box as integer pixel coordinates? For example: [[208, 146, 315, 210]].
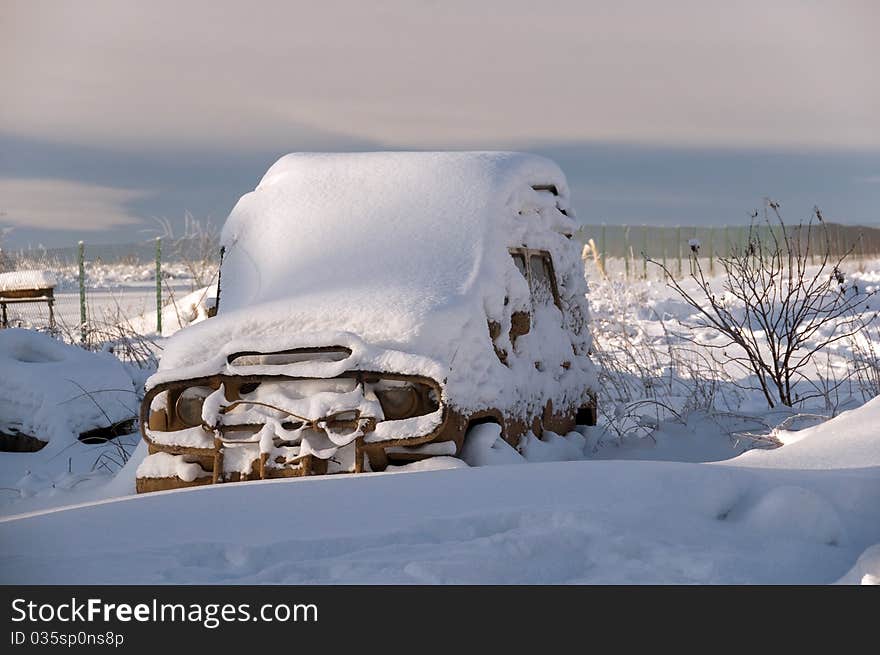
[[649, 201, 876, 408], [845, 321, 880, 402], [589, 280, 743, 442]]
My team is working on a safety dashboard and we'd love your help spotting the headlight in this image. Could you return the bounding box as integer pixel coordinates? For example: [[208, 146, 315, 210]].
[[373, 381, 438, 420], [376, 387, 419, 419], [175, 386, 213, 427]]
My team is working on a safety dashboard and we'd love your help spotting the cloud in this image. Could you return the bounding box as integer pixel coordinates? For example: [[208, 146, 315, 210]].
[[854, 175, 880, 184], [2, 0, 878, 152], [0, 178, 148, 231]]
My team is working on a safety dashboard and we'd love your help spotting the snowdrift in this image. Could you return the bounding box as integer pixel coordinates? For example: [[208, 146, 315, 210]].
[[0, 329, 137, 446], [726, 394, 880, 470], [2, 390, 878, 584]]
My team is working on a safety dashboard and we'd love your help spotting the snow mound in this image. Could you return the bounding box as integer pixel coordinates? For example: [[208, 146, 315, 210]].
[[385, 457, 469, 473], [728, 395, 880, 470], [742, 485, 845, 546], [836, 544, 880, 584], [460, 423, 525, 466], [520, 430, 586, 462], [0, 329, 137, 444]]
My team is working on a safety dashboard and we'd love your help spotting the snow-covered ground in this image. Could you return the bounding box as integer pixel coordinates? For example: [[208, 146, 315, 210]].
[[1, 398, 878, 584], [586, 259, 880, 459], [1, 259, 879, 584]]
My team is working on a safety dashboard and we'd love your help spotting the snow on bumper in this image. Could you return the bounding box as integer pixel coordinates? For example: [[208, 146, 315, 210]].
[[137, 365, 452, 492]]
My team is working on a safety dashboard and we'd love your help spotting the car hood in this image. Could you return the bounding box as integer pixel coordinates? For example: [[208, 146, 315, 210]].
[[147, 289, 461, 391]]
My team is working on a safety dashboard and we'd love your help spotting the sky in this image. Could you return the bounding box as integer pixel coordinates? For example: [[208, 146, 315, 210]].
[[1, 0, 878, 248]]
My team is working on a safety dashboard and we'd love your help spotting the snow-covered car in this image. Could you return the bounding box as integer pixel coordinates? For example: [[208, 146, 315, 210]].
[[136, 152, 597, 492]]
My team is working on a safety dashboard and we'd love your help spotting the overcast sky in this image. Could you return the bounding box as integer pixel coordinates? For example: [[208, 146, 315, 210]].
[[1, 0, 878, 247]]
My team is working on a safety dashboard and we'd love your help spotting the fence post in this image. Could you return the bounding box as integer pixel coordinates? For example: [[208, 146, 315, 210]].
[[156, 237, 163, 335], [642, 224, 648, 279], [77, 240, 86, 343], [809, 225, 816, 265], [676, 225, 682, 279], [708, 226, 715, 276], [624, 225, 631, 280], [600, 223, 607, 274]]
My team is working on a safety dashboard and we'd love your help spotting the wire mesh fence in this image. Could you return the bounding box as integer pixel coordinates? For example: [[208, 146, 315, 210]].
[[575, 222, 880, 281], [0, 236, 220, 358]]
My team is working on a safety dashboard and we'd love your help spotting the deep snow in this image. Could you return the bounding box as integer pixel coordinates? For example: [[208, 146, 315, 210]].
[[0, 329, 137, 445], [1, 396, 878, 584]]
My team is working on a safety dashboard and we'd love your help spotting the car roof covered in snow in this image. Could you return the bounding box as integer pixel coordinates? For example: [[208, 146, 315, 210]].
[[218, 150, 570, 313]]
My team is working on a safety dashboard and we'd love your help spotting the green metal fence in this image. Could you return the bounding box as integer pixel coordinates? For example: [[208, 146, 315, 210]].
[[0, 238, 216, 341], [575, 222, 880, 281]]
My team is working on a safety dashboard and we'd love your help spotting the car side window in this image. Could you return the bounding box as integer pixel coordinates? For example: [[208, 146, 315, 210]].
[[508, 249, 560, 307], [503, 249, 569, 371], [511, 252, 527, 279], [529, 254, 557, 308], [511, 250, 559, 308]]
